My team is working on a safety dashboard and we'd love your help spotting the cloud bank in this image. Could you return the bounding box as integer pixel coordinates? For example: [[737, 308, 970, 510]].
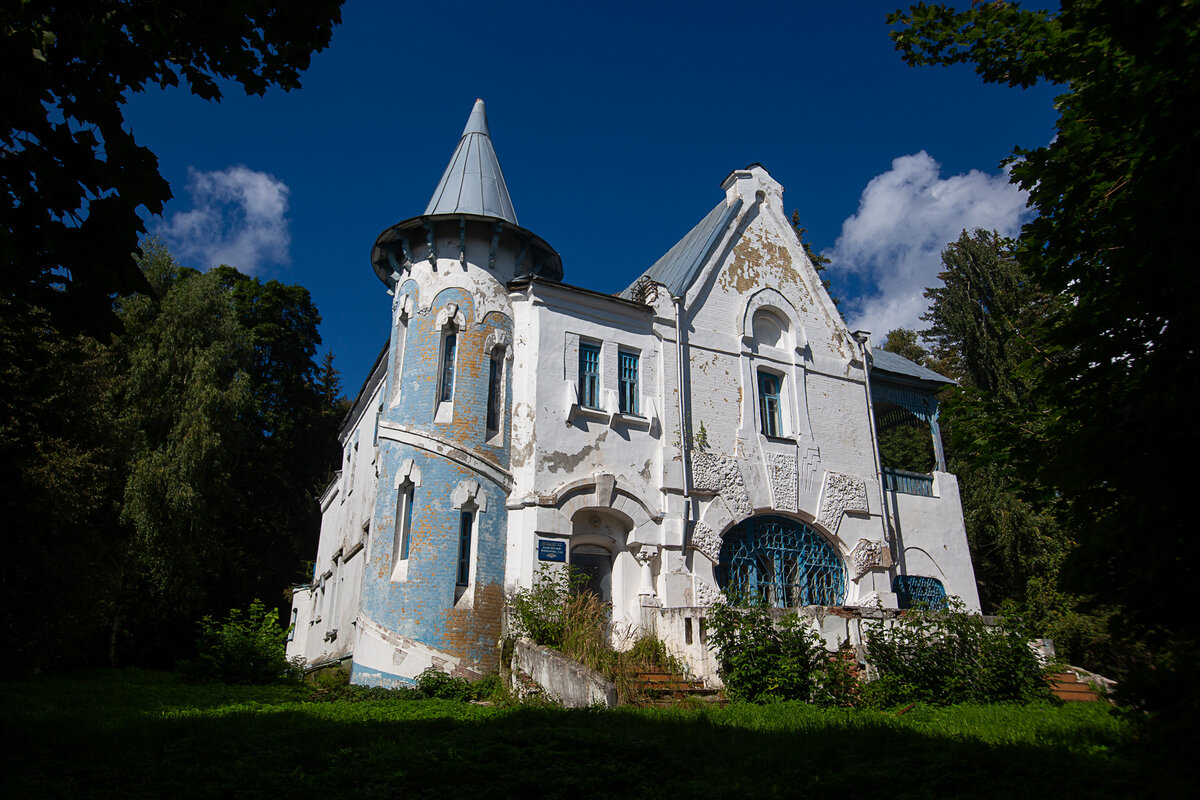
[[158, 165, 291, 274], [828, 151, 1028, 341]]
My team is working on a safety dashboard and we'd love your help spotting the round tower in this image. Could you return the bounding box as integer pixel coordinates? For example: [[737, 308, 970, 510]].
[[353, 100, 561, 684]]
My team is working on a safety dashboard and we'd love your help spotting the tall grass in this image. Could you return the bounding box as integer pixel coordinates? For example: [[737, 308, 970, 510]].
[[507, 566, 684, 703]]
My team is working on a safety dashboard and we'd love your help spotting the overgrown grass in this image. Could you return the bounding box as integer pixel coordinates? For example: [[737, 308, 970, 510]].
[[1, 669, 1184, 798]]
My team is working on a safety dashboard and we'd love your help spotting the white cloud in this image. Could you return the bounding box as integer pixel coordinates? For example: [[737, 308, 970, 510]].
[[828, 151, 1029, 341], [158, 165, 291, 273]]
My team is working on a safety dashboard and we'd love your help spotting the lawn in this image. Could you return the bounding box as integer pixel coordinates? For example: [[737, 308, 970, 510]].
[[2, 669, 1176, 799]]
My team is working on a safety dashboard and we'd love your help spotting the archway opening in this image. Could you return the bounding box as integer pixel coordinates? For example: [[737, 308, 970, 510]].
[[716, 516, 845, 607]]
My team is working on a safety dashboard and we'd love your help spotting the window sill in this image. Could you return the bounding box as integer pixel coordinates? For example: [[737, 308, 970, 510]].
[[761, 433, 797, 444], [568, 403, 611, 425], [390, 559, 409, 582], [614, 412, 650, 430], [434, 400, 453, 424]]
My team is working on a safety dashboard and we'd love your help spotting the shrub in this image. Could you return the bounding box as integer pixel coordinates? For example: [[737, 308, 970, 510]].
[[707, 601, 838, 704], [862, 599, 1050, 706], [180, 599, 301, 685], [508, 565, 611, 673]]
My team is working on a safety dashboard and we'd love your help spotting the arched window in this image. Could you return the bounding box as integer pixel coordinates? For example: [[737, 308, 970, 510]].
[[717, 516, 845, 607], [752, 308, 788, 349], [892, 575, 947, 610]]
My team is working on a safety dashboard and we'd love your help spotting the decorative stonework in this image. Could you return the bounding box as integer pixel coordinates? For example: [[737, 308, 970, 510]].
[[690, 452, 752, 522], [435, 302, 467, 330], [856, 592, 880, 608], [483, 327, 513, 359], [818, 472, 868, 535], [694, 579, 721, 608], [850, 538, 892, 580], [799, 446, 821, 493], [451, 479, 487, 511], [766, 453, 798, 512], [691, 522, 722, 564]]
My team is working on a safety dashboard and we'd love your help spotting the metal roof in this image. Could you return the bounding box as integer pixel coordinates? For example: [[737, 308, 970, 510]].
[[871, 347, 955, 386], [424, 99, 518, 224], [619, 196, 743, 299]]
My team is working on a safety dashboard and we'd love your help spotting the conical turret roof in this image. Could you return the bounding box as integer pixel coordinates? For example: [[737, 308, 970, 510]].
[[424, 99, 518, 224]]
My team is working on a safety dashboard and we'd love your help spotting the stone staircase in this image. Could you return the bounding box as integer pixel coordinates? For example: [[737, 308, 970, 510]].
[[628, 664, 723, 707]]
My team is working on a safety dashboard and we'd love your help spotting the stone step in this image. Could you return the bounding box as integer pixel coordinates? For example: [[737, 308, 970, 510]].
[[1046, 671, 1104, 702]]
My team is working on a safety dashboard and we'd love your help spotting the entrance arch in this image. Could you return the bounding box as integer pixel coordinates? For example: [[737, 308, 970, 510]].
[[716, 515, 845, 607]]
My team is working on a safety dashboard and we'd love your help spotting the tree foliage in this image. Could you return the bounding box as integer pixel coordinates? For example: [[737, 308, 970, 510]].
[[0, 241, 345, 670], [882, 328, 927, 366], [791, 210, 837, 305], [892, 2, 1200, 701], [0, 0, 344, 337]]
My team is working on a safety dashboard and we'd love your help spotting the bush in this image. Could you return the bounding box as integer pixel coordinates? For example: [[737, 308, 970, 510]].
[[862, 599, 1049, 706], [508, 565, 610, 673], [706, 601, 852, 705], [180, 599, 301, 685]]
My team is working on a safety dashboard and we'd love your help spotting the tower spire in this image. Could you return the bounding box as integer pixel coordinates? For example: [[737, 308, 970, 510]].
[[424, 99, 518, 225]]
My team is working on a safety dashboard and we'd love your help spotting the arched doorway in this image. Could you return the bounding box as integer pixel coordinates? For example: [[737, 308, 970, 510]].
[[716, 516, 845, 607], [570, 543, 612, 602]]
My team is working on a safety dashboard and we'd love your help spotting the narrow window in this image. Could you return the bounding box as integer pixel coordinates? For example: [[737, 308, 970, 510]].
[[619, 350, 639, 415], [486, 352, 503, 435], [439, 330, 457, 403], [758, 370, 782, 437], [394, 483, 414, 565], [456, 511, 473, 586], [579, 342, 600, 409]]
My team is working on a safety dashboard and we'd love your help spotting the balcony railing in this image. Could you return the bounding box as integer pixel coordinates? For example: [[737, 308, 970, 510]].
[[881, 467, 934, 497]]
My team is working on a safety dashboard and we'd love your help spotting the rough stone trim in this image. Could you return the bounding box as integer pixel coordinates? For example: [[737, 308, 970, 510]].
[[817, 471, 868, 535]]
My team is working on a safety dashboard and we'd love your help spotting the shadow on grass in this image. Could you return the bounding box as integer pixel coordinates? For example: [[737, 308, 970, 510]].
[[5, 693, 1170, 800]]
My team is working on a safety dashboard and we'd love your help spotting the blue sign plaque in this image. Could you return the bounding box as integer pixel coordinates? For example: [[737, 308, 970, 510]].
[[537, 539, 566, 562]]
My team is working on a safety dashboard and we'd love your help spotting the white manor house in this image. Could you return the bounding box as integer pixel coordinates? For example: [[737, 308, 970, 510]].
[[287, 100, 979, 686]]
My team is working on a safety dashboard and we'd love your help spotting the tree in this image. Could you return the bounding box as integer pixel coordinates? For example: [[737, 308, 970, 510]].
[[0, 240, 343, 670], [1, 0, 344, 338], [920, 230, 1049, 403], [107, 245, 343, 665], [791, 211, 837, 305], [891, 2, 1200, 702], [882, 328, 927, 366]]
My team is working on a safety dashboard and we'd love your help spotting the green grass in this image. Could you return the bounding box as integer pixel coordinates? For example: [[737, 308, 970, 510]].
[[1, 669, 1179, 799]]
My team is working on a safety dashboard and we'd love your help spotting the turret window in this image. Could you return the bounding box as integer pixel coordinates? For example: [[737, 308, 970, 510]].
[[486, 351, 503, 436], [456, 511, 474, 587], [439, 330, 457, 403]]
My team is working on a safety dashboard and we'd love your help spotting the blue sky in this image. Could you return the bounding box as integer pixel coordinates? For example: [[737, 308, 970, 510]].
[[123, 0, 1059, 385]]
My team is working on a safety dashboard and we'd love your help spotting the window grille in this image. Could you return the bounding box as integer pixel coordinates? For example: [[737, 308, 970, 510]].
[[619, 351, 639, 415], [893, 575, 947, 610], [579, 342, 600, 409], [440, 331, 457, 403], [757, 370, 782, 437], [717, 516, 845, 607], [456, 511, 473, 586], [486, 353, 503, 434]]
